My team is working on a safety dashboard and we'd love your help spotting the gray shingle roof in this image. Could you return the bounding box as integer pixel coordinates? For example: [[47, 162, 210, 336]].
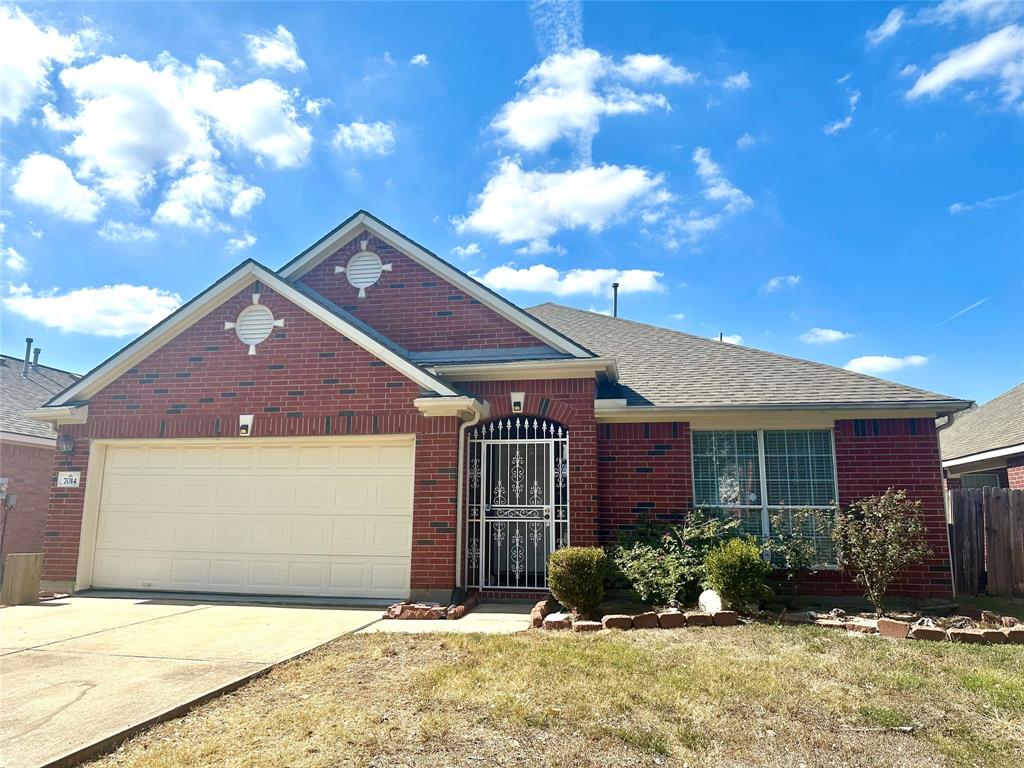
[[527, 303, 966, 409], [939, 383, 1024, 461], [1, 354, 79, 440]]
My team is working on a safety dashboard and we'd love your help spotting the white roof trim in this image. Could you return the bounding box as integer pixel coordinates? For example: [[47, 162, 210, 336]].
[[0, 430, 57, 446], [431, 357, 618, 382], [42, 262, 458, 408], [24, 404, 89, 425], [414, 396, 491, 420], [942, 442, 1024, 468], [278, 212, 593, 359]]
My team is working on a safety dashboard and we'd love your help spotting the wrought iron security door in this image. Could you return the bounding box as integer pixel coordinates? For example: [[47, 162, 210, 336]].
[[466, 418, 569, 589]]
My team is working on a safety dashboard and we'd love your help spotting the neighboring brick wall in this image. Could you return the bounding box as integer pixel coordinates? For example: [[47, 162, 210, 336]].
[[804, 418, 953, 598], [460, 379, 598, 549], [297, 233, 548, 352], [1007, 456, 1024, 489], [0, 440, 55, 570], [596, 422, 692, 542], [41, 282, 461, 593]]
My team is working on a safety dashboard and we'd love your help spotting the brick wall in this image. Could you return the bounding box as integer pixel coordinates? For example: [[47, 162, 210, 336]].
[[804, 417, 953, 598], [0, 441, 55, 573], [1007, 456, 1024, 490], [297, 233, 546, 352], [596, 422, 692, 542], [460, 378, 598, 550], [41, 282, 461, 594]]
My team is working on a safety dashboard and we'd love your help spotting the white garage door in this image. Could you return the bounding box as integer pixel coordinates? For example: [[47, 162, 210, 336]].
[[90, 437, 414, 599]]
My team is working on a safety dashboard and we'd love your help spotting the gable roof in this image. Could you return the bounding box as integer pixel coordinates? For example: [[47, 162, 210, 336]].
[[277, 210, 594, 359], [528, 303, 971, 412], [42, 260, 460, 409], [0, 355, 79, 439], [939, 383, 1024, 462]]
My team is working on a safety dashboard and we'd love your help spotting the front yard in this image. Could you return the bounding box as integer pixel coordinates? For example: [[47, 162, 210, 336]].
[[92, 623, 1021, 768]]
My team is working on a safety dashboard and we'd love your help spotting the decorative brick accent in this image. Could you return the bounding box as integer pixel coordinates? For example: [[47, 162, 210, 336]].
[[0, 441, 55, 576], [297, 233, 547, 352], [597, 422, 691, 543]]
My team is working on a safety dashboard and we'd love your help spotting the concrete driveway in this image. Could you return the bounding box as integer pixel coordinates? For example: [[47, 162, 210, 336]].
[[0, 596, 382, 768]]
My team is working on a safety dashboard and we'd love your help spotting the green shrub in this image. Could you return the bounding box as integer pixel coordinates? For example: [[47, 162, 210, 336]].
[[766, 507, 832, 608], [613, 509, 743, 607], [703, 537, 772, 611], [832, 488, 931, 616], [547, 547, 607, 618]]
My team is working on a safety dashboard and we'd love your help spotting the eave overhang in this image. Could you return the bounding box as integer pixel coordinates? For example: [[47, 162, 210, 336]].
[[431, 357, 619, 383], [414, 396, 491, 420]]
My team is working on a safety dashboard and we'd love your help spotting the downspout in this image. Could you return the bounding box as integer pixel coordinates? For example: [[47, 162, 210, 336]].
[[935, 412, 957, 597], [454, 402, 486, 591]]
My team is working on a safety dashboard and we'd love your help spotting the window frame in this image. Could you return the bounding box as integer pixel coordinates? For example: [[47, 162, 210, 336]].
[[690, 427, 840, 568]]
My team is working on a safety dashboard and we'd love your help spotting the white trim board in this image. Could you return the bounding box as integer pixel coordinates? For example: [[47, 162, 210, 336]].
[[942, 443, 1024, 468], [40, 261, 458, 410], [277, 211, 593, 359]]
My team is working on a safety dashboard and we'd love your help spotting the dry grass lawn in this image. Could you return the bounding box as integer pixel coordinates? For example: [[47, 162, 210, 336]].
[[92, 624, 1022, 768]]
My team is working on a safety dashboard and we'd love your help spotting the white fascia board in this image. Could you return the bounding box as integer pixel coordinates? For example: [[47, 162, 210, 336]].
[[46, 261, 457, 406], [414, 396, 490, 420], [278, 213, 593, 359], [595, 402, 971, 426], [24, 405, 89, 425], [942, 443, 1024, 468], [0, 430, 57, 447], [432, 357, 618, 382]]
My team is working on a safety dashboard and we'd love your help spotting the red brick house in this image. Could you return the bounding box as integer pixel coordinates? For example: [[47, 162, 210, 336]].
[[940, 383, 1024, 491], [28, 211, 971, 602]]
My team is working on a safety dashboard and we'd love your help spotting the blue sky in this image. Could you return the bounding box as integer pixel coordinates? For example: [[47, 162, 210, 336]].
[[1, 1, 1021, 404]]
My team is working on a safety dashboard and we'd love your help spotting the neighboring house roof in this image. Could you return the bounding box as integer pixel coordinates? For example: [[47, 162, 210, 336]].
[[939, 383, 1024, 463], [277, 210, 594, 359], [528, 303, 969, 411], [42, 260, 462, 409], [0, 354, 79, 440]]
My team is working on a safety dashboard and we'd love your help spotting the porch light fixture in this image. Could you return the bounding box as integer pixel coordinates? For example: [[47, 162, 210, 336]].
[[57, 433, 75, 466], [336, 241, 392, 298]]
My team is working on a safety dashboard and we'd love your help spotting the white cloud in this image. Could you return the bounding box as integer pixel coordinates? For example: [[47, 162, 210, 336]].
[[844, 354, 928, 374], [917, 0, 1023, 26], [332, 121, 396, 155], [723, 71, 751, 90], [759, 274, 801, 293], [153, 160, 264, 230], [4, 247, 27, 272], [949, 188, 1020, 213], [824, 85, 861, 136], [245, 25, 305, 72], [866, 7, 906, 47], [670, 311, 685, 320], [736, 132, 758, 149], [409, 53, 429, 66], [692, 147, 753, 214], [514, 238, 566, 256], [477, 263, 665, 296], [98, 221, 157, 242], [907, 24, 1024, 108], [719, 334, 743, 345], [226, 233, 257, 252], [450, 242, 483, 258], [3, 283, 182, 337], [456, 157, 663, 243], [304, 97, 330, 116], [0, 5, 83, 122], [618, 54, 696, 84], [527, 0, 583, 56], [11, 153, 102, 222], [491, 48, 687, 159], [799, 327, 854, 344], [900, 63, 920, 77]]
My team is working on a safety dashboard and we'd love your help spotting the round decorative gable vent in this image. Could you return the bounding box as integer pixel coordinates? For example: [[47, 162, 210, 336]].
[[224, 294, 285, 355], [335, 240, 392, 298]]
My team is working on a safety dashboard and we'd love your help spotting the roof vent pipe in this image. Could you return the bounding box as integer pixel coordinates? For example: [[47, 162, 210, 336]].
[[22, 337, 33, 377], [32, 347, 41, 371], [611, 282, 619, 318]]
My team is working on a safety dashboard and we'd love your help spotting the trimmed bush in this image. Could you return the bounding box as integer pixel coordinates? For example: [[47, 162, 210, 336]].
[[703, 537, 772, 611], [548, 547, 607, 618]]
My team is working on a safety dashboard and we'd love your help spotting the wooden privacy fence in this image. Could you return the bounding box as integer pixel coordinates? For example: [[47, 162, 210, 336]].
[[949, 487, 1024, 597]]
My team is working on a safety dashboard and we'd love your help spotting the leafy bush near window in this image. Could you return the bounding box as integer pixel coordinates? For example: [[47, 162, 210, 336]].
[[832, 488, 931, 616], [766, 507, 833, 608], [703, 537, 773, 611], [613, 509, 743, 607], [547, 547, 607, 618]]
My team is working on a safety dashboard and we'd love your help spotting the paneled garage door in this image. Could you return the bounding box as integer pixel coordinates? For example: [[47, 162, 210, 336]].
[[90, 437, 415, 598]]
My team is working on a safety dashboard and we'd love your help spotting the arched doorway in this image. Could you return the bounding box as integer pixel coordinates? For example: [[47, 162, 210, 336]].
[[465, 417, 569, 590]]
